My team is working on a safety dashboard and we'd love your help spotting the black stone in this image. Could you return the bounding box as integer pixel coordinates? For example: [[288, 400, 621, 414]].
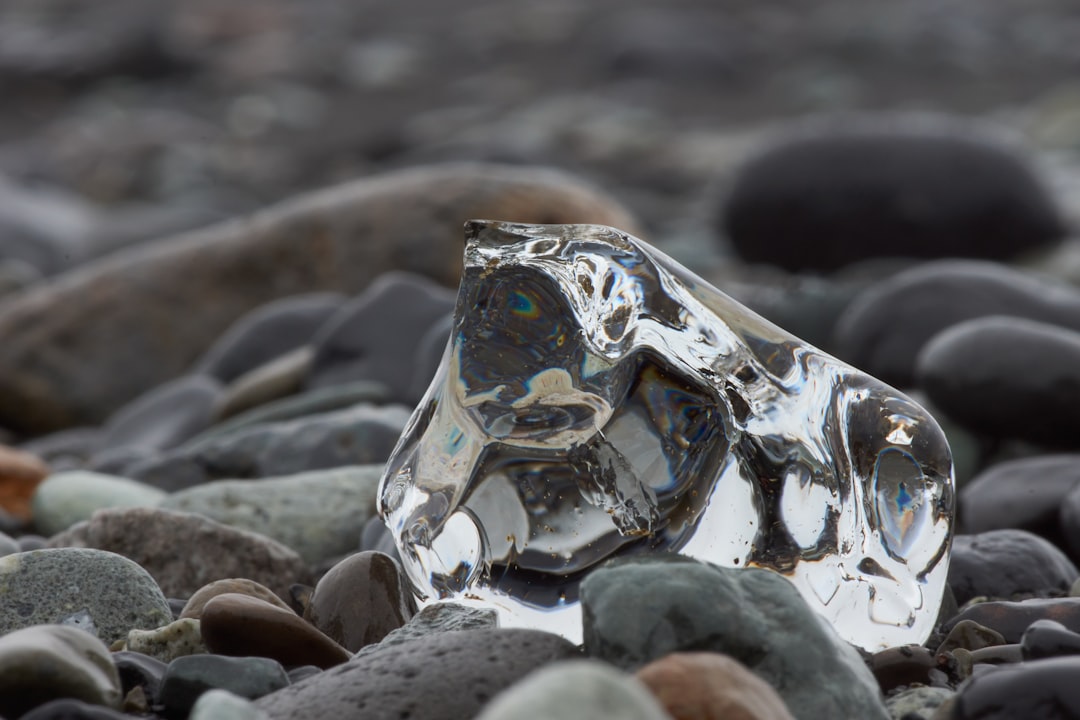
[[112, 650, 167, 706], [835, 260, 1080, 387], [722, 120, 1064, 274], [916, 317, 1080, 447], [948, 530, 1078, 605], [159, 654, 289, 720]]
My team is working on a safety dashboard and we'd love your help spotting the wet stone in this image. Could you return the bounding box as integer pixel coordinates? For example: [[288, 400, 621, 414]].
[[1020, 619, 1080, 661], [200, 593, 351, 670], [304, 551, 415, 653], [948, 530, 1079, 606], [942, 597, 1080, 643], [181, 578, 291, 620], [380, 220, 954, 651], [867, 645, 938, 694]]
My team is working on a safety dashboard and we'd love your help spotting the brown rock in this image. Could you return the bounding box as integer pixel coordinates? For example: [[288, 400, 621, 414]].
[[46, 506, 311, 599], [0, 163, 640, 434], [304, 551, 415, 653], [635, 652, 794, 720], [0, 445, 48, 520], [180, 578, 293, 620], [201, 593, 350, 670]]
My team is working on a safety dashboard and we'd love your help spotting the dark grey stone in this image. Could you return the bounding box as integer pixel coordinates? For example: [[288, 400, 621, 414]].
[[98, 374, 223, 453], [159, 655, 289, 720], [954, 657, 1080, 719], [353, 602, 498, 659], [256, 628, 579, 720], [580, 557, 888, 720], [949, 530, 1079, 605], [407, 313, 454, 403], [196, 292, 346, 382], [17, 699, 131, 720], [112, 650, 167, 706]]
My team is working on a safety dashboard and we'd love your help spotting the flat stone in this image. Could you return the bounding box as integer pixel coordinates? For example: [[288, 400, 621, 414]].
[[98, 374, 223, 453], [835, 260, 1080, 387], [123, 618, 206, 663], [0, 548, 171, 645], [949, 530, 1078, 605], [196, 292, 346, 383], [304, 551, 414, 653], [1020, 619, 1080, 661], [0, 163, 638, 434], [942, 597, 1080, 643], [47, 506, 311, 599], [31, 470, 166, 536], [256, 628, 580, 720], [0, 443, 48, 521], [131, 404, 410, 491], [0, 624, 121, 718], [214, 347, 313, 421], [635, 652, 795, 720], [721, 116, 1065, 273], [306, 272, 455, 400], [181, 578, 292, 620], [160, 465, 383, 567], [18, 427, 101, 473], [477, 659, 671, 720], [200, 593, 351, 670], [580, 558, 888, 720], [159, 654, 289, 720], [917, 316, 1080, 446]]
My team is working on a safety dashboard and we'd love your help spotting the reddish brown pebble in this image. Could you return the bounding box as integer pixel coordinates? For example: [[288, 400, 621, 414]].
[[180, 578, 292, 620], [304, 551, 415, 653], [0, 445, 48, 521], [200, 593, 350, 670], [636, 652, 795, 720]]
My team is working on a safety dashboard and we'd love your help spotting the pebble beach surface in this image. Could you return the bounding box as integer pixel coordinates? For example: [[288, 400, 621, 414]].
[[5, 1, 1080, 719]]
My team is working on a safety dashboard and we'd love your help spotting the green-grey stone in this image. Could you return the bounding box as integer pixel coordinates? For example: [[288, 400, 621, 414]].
[[32, 470, 166, 535], [190, 689, 271, 720], [160, 465, 383, 566], [0, 548, 171, 645], [581, 557, 889, 720]]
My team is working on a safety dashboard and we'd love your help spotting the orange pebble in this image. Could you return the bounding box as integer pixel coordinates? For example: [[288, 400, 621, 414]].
[[0, 445, 48, 520]]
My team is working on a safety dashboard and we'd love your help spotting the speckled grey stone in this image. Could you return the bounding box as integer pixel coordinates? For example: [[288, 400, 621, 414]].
[[31, 471, 166, 536], [354, 602, 498, 659], [160, 465, 383, 566], [475, 660, 669, 720], [257, 628, 579, 720], [0, 548, 171, 645], [0, 625, 122, 718], [884, 686, 954, 720], [581, 557, 889, 720], [123, 618, 206, 663]]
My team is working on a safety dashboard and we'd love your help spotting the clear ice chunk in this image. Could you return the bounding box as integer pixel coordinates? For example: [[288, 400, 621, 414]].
[[378, 221, 954, 651]]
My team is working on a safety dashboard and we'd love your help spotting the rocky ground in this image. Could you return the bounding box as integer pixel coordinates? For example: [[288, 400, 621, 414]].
[[4, 1, 1080, 719]]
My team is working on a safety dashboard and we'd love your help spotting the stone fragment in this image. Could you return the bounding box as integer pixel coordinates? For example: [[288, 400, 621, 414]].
[[0, 548, 171, 645], [580, 559, 888, 720], [123, 618, 206, 663], [47, 506, 310, 599], [133, 404, 409, 490], [948, 530, 1078, 605], [160, 655, 289, 720], [0, 163, 638, 434], [835, 260, 1080, 386], [917, 317, 1080, 446], [635, 652, 794, 720], [304, 551, 414, 652], [190, 689, 271, 720], [0, 444, 48, 520], [161, 466, 383, 566], [98, 374, 223, 453], [31, 471, 166, 536], [255, 628, 580, 720], [1020, 619, 1080, 661], [942, 598, 1080, 643], [181, 578, 291, 620], [936, 620, 1007, 655], [953, 657, 1080, 719], [721, 117, 1064, 273], [201, 593, 350, 669], [196, 292, 346, 382], [0, 624, 121, 718], [306, 272, 455, 399], [477, 659, 671, 720], [383, 220, 953, 652], [354, 601, 497, 659]]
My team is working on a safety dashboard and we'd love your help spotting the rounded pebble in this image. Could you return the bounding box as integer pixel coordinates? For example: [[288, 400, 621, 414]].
[[949, 530, 1079, 605], [123, 618, 206, 663], [31, 470, 166, 536], [0, 444, 48, 521], [1020, 619, 1080, 661], [181, 578, 291, 620], [159, 654, 289, 720], [954, 656, 1080, 719]]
